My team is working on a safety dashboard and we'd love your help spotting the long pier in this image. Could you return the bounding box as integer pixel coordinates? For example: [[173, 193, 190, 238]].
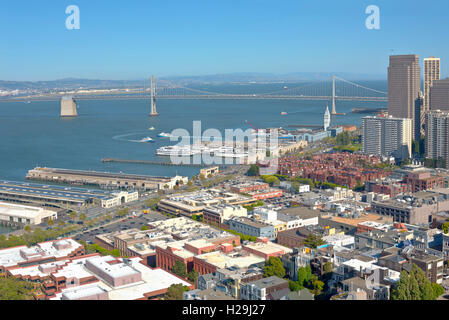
[[102, 158, 229, 168]]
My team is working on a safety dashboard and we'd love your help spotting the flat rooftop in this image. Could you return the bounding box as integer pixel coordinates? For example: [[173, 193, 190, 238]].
[[0, 180, 122, 201], [0, 238, 82, 268], [0, 201, 56, 219], [29, 167, 171, 182], [195, 250, 265, 269]]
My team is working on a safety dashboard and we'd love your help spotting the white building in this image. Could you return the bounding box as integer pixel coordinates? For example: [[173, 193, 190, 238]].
[[157, 175, 189, 190], [324, 105, 331, 131], [362, 115, 412, 160], [0, 202, 57, 225], [253, 207, 277, 222], [323, 234, 355, 248], [100, 191, 139, 208]]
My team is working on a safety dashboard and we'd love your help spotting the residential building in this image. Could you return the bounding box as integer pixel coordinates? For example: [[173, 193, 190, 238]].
[[425, 110, 449, 168], [362, 115, 412, 160], [240, 276, 289, 300]]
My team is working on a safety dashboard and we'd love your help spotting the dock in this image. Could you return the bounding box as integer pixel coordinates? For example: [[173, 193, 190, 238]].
[[26, 167, 179, 190]]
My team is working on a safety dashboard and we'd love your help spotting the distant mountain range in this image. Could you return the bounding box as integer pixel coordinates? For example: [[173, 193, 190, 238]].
[[0, 72, 386, 91]]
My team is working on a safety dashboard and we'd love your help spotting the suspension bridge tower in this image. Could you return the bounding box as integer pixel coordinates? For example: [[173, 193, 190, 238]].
[[331, 75, 337, 115], [149, 75, 158, 116]]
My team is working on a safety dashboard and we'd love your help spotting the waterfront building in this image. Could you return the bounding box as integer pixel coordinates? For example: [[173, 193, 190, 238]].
[[362, 115, 412, 160], [26, 167, 186, 191], [0, 180, 138, 209], [324, 105, 331, 131], [388, 55, 421, 138], [0, 201, 57, 226]]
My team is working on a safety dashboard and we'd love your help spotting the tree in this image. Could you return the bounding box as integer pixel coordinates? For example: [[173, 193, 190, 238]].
[[442, 222, 449, 234], [79, 213, 87, 221], [246, 164, 260, 176], [0, 278, 35, 300], [187, 180, 193, 186], [24, 225, 31, 232], [69, 211, 78, 220], [391, 264, 440, 300], [289, 280, 302, 292], [166, 284, 189, 300], [47, 218, 55, 226], [311, 280, 324, 295], [141, 225, 149, 231], [297, 266, 313, 288], [171, 261, 187, 278], [263, 257, 285, 278], [432, 283, 444, 299], [187, 270, 199, 286], [303, 234, 325, 249]]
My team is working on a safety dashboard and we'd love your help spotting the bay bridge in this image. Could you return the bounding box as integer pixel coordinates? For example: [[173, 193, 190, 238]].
[[149, 75, 387, 115], [8, 75, 388, 115]]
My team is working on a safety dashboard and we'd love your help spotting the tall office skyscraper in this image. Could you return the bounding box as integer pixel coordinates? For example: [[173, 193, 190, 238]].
[[430, 79, 449, 112], [424, 57, 440, 112], [425, 110, 449, 168], [388, 55, 421, 138], [362, 115, 412, 160]]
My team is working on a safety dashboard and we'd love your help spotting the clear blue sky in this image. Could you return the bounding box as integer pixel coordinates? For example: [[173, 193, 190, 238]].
[[1, 0, 449, 81]]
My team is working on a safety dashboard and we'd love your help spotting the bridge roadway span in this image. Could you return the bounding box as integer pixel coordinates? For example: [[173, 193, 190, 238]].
[[2, 94, 388, 102]]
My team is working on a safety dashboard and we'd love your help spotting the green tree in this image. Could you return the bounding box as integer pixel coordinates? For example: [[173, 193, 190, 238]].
[[187, 269, 199, 286], [391, 264, 440, 300], [0, 278, 35, 300], [166, 284, 189, 300], [442, 222, 449, 234], [303, 234, 326, 249], [263, 257, 286, 278], [171, 261, 187, 278], [246, 164, 260, 176], [289, 280, 303, 292], [297, 265, 313, 287], [141, 225, 149, 231], [432, 283, 444, 298], [311, 280, 324, 295]]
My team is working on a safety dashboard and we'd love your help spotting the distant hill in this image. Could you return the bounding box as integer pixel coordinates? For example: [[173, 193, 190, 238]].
[[0, 72, 386, 91]]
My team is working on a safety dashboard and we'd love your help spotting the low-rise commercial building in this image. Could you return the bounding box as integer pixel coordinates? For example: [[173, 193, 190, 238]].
[[0, 201, 57, 225], [0, 180, 138, 209], [228, 217, 275, 240], [203, 204, 248, 228]]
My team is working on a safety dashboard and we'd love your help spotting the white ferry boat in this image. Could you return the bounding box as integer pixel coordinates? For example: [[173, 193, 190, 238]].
[[140, 137, 154, 143], [157, 132, 173, 138]]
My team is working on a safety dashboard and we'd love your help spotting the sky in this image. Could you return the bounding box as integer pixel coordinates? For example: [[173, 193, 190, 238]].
[[1, 0, 449, 81]]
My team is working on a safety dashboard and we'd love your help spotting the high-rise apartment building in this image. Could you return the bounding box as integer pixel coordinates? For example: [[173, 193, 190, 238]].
[[425, 110, 449, 168], [362, 115, 412, 160], [388, 55, 421, 138], [424, 57, 441, 112], [430, 79, 449, 112]]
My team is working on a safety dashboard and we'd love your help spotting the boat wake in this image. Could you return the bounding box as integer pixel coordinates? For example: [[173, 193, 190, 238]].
[[112, 132, 153, 143]]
